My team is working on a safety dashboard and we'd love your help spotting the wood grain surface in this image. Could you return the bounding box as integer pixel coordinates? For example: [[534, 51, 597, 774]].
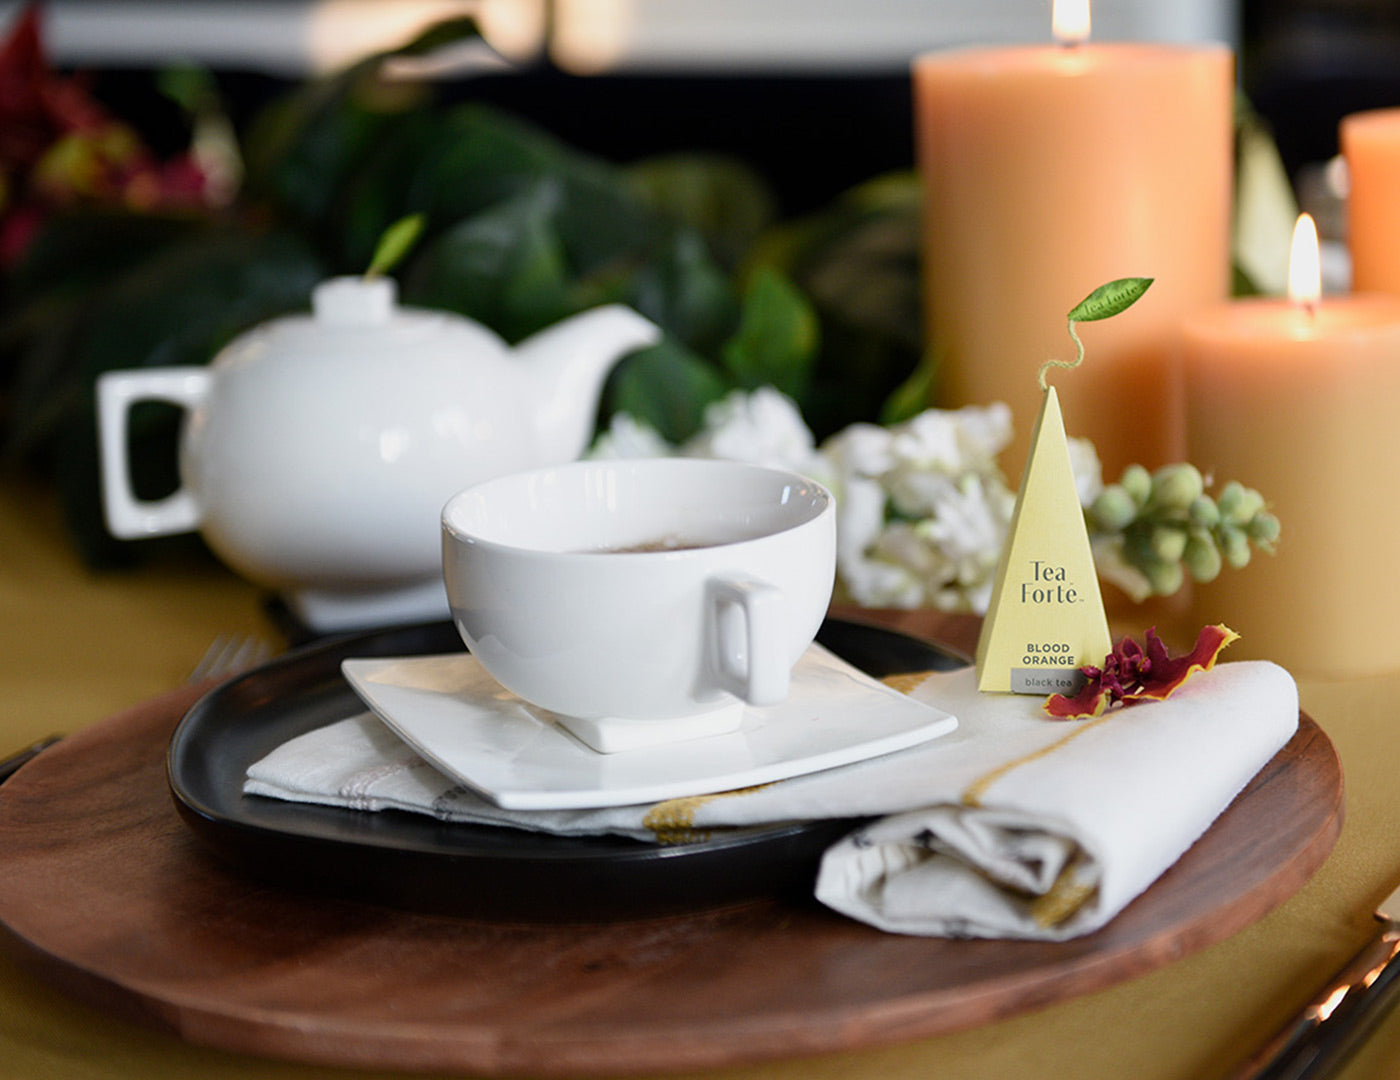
[[0, 671, 1343, 1076]]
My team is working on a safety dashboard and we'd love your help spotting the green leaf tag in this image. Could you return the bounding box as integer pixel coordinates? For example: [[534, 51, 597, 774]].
[[1039, 276, 1154, 389], [1066, 277, 1154, 323], [365, 213, 426, 280]]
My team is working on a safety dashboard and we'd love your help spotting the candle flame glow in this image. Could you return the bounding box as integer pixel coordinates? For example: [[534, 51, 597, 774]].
[[1287, 213, 1322, 310], [1053, 0, 1091, 46]]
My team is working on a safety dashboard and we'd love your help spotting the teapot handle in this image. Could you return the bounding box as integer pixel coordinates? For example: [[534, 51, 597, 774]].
[[705, 575, 790, 706], [96, 367, 211, 539]]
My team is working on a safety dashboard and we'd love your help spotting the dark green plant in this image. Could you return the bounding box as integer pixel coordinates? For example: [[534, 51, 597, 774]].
[[1, 18, 918, 566], [0, 14, 1290, 572]]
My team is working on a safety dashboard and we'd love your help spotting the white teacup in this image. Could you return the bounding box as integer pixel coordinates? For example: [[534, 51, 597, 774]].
[[440, 458, 836, 752]]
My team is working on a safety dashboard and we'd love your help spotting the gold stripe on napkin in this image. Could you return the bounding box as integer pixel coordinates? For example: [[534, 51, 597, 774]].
[[961, 713, 1115, 808], [881, 671, 936, 696], [643, 671, 935, 843], [644, 784, 774, 844], [1030, 855, 1099, 928]]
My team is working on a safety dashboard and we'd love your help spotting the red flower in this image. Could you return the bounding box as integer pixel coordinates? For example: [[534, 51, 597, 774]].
[[0, 6, 106, 173], [0, 5, 212, 267], [1044, 624, 1240, 720]]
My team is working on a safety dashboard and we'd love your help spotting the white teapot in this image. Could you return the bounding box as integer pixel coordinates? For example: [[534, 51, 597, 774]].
[[96, 276, 661, 632]]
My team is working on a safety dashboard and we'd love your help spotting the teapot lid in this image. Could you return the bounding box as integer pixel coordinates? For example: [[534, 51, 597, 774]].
[[312, 276, 396, 326], [209, 273, 508, 368]]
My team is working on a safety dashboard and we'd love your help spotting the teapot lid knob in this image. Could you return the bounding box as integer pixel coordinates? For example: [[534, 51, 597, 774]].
[[312, 276, 396, 326]]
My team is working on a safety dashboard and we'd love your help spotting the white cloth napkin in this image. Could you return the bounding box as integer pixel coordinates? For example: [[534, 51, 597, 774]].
[[244, 659, 1298, 940]]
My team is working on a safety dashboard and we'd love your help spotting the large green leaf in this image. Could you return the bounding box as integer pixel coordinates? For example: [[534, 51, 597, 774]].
[[1233, 93, 1297, 297], [405, 104, 663, 275], [72, 230, 325, 379], [241, 19, 482, 241], [390, 15, 485, 57], [601, 339, 729, 444], [332, 109, 445, 270], [720, 266, 817, 399], [619, 228, 739, 357], [627, 153, 778, 270], [745, 170, 924, 438], [400, 105, 564, 227], [402, 182, 576, 342], [244, 93, 401, 238]]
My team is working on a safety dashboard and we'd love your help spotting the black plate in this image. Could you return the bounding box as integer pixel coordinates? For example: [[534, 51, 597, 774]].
[[168, 618, 967, 922]]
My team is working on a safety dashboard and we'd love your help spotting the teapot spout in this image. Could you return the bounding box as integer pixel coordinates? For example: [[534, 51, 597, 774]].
[[515, 304, 662, 465]]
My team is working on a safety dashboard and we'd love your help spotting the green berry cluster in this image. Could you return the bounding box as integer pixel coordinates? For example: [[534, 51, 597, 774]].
[[1088, 464, 1280, 597]]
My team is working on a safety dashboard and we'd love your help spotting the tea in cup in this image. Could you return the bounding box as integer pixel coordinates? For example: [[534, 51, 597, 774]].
[[440, 459, 836, 752]]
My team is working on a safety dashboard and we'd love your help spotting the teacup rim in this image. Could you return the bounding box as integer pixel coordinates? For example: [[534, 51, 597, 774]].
[[441, 458, 833, 558]]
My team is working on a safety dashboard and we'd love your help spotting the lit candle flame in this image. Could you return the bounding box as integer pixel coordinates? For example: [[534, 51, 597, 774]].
[[1287, 212, 1321, 312], [1053, 0, 1091, 46]]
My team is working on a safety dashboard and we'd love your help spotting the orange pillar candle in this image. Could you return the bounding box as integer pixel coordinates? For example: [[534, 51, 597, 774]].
[[1181, 215, 1400, 678], [1342, 107, 1400, 296], [913, 0, 1233, 478]]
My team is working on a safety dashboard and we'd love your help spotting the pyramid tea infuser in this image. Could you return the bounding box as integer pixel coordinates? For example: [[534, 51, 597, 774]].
[[976, 278, 1153, 694]]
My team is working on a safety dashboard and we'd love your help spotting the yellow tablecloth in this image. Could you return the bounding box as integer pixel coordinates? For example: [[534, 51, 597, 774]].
[[3, 476, 1399, 1080]]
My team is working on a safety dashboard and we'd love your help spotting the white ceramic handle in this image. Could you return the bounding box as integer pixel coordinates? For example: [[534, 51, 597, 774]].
[[706, 575, 789, 706], [96, 367, 210, 538]]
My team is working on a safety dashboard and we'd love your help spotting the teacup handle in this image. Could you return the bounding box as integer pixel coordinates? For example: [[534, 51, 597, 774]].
[[96, 367, 211, 539], [706, 575, 789, 706]]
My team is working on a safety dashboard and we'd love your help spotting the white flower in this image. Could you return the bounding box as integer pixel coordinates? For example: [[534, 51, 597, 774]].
[[886, 402, 1012, 474], [681, 387, 819, 472], [816, 405, 1018, 613], [915, 473, 1015, 567], [1067, 436, 1104, 507], [588, 413, 674, 460], [833, 481, 928, 609], [952, 401, 1015, 466], [820, 421, 895, 480]]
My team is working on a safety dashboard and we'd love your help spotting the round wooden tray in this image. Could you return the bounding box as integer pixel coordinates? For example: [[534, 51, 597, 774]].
[[0, 680, 1342, 1077]]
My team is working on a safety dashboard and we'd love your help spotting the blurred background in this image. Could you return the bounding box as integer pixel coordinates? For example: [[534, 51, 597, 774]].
[[2, 0, 1382, 336], [2, 0, 1394, 571], [6, 0, 1387, 215]]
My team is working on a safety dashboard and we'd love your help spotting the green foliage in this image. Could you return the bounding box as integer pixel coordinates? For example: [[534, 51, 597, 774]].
[[0, 12, 1293, 574], [0, 12, 852, 559], [617, 227, 739, 357], [626, 153, 777, 270], [744, 171, 924, 438], [364, 213, 425, 278], [720, 267, 817, 399], [2, 224, 324, 565], [5, 225, 324, 465], [878, 348, 938, 426], [403, 181, 578, 342], [603, 338, 729, 444]]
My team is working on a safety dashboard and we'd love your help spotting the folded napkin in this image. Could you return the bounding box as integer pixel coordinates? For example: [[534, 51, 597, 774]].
[[244, 659, 1297, 940]]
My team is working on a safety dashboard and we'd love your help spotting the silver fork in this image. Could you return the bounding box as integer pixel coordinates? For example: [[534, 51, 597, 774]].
[[187, 634, 275, 683]]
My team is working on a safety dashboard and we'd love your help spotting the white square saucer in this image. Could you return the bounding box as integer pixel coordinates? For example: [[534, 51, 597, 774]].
[[341, 645, 957, 810]]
